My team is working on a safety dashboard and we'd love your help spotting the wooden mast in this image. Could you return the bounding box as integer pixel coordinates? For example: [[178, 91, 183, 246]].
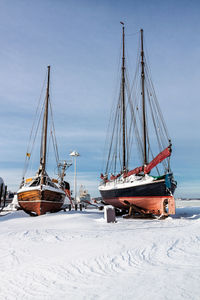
[[41, 65, 50, 184], [140, 29, 148, 166], [121, 22, 126, 171]]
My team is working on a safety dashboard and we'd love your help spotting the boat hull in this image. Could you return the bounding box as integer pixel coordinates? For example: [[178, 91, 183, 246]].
[[99, 179, 176, 216], [17, 188, 65, 216]]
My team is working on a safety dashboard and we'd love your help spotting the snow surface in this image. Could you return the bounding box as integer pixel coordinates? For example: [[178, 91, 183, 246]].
[[0, 201, 200, 300]]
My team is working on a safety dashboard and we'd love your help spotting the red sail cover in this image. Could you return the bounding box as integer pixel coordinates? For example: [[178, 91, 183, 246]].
[[123, 166, 143, 178], [110, 173, 121, 180], [144, 146, 171, 174], [101, 146, 171, 179], [123, 146, 171, 177]]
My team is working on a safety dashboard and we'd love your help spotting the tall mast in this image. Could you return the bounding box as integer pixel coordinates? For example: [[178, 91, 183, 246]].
[[140, 29, 148, 166], [41, 65, 50, 183], [121, 22, 126, 171]]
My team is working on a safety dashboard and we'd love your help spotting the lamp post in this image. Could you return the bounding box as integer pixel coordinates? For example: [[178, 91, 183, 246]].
[[70, 151, 80, 204]]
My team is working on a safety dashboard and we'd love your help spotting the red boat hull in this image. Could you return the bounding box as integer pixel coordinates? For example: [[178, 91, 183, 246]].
[[103, 195, 175, 216], [100, 177, 176, 216]]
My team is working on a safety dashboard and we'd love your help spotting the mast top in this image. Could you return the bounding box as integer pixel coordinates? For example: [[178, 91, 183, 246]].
[[120, 21, 124, 26]]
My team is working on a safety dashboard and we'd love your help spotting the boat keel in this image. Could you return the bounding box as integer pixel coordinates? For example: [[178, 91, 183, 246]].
[[122, 196, 176, 219]]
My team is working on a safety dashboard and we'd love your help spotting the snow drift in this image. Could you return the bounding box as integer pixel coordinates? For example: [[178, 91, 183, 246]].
[[0, 201, 200, 299]]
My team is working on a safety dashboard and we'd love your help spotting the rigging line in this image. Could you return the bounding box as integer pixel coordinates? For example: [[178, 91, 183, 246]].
[[167, 156, 171, 173], [131, 64, 141, 101], [48, 80, 59, 166], [126, 30, 140, 37], [137, 85, 145, 162], [22, 72, 47, 178], [109, 106, 119, 173], [145, 70, 168, 149], [49, 99, 60, 165], [126, 41, 143, 168], [146, 85, 163, 152], [130, 34, 141, 93], [128, 87, 144, 164], [115, 91, 122, 173], [141, 46, 170, 143], [113, 108, 120, 173], [144, 58, 170, 140], [124, 73, 131, 168], [125, 100, 129, 169], [151, 99, 168, 151], [126, 71, 143, 154], [105, 89, 121, 173], [139, 76, 145, 152], [102, 83, 121, 172], [144, 103, 162, 175], [115, 95, 123, 173], [145, 84, 168, 170], [110, 114, 119, 174], [23, 98, 46, 178], [143, 36, 167, 146], [144, 106, 163, 174], [106, 95, 120, 173], [25, 72, 47, 155], [118, 100, 122, 171], [126, 127, 129, 169], [103, 106, 116, 173], [48, 76, 60, 163], [50, 129, 60, 176], [28, 138, 36, 177], [108, 112, 117, 174], [118, 111, 122, 172], [150, 86, 170, 144], [147, 142, 161, 176], [132, 65, 140, 98], [142, 36, 154, 83], [102, 34, 123, 173], [125, 76, 136, 167], [46, 126, 51, 169], [129, 34, 148, 165], [40, 99, 46, 161]]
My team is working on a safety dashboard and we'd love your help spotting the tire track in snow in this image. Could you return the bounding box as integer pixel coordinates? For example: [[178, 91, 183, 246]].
[[63, 234, 200, 283], [2, 235, 199, 299]]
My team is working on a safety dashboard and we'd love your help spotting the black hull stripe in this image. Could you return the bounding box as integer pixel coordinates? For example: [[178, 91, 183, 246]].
[[100, 180, 176, 199]]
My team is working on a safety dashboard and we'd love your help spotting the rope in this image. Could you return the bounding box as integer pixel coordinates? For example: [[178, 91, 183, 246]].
[[22, 72, 47, 178], [49, 98, 60, 176], [102, 29, 172, 177]]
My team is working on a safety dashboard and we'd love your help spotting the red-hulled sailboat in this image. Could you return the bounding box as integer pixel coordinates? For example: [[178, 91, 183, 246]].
[[17, 66, 67, 216], [99, 24, 177, 217]]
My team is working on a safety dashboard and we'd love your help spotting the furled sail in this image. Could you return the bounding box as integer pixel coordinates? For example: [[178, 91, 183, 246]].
[[144, 146, 171, 174], [123, 166, 143, 178], [123, 145, 171, 178]]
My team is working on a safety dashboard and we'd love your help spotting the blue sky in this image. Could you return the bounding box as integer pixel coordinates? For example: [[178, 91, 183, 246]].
[[0, 0, 199, 198]]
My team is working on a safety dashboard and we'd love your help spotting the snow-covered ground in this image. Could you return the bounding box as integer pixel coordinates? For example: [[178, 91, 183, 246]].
[[0, 200, 200, 300]]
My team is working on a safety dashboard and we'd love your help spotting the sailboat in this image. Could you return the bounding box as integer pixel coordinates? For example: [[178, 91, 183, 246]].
[[99, 24, 177, 217], [17, 66, 66, 216]]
